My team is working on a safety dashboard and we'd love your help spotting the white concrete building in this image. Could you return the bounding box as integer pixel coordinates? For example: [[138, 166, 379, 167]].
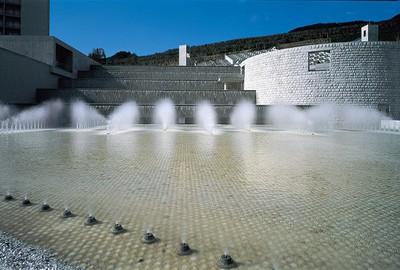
[[241, 26, 400, 119]]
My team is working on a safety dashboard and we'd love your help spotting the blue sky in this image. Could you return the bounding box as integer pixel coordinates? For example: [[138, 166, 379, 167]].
[[50, 0, 399, 57]]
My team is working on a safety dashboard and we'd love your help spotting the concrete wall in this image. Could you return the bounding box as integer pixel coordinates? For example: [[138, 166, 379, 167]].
[[242, 41, 400, 119], [21, 0, 49, 36], [0, 36, 98, 78], [0, 36, 99, 104], [0, 47, 58, 104], [0, 36, 53, 64]]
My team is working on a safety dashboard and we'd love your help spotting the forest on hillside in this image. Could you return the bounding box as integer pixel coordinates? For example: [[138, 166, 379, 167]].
[[101, 14, 400, 66]]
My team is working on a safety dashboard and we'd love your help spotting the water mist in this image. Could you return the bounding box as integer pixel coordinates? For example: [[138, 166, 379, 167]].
[[1, 100, 64, 131], [107, 101, 139, 133], [196, 101, 216, 134], [70, 101, 106, 129], [153, 99, 176, 131], [267, 103, 388, 132], [230, 100, 256, 130]]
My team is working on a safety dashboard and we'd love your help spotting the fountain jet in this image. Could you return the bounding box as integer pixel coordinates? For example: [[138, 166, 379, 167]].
[[1, 100, 64, 132], [267, 103, 389, 132], [196, 101, 216, 134], [71, 101, 106, 130], [230, 100, 256, 130], [107, 101, 139, 133], [0, 103, 13, 121], [153, 99, 176, 131]]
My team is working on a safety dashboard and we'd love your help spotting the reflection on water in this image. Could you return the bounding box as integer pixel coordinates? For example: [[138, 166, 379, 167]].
[[0, 127, 399, 269]]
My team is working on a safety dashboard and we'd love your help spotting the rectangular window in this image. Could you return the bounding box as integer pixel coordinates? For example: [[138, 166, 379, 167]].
[[363, 30, 367, 37], [308, 50, 330, 71], [56, 44, 73, 72]]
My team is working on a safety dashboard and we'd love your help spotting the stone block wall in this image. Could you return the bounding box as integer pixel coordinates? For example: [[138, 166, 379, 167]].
[[242, 42, 400, 119]]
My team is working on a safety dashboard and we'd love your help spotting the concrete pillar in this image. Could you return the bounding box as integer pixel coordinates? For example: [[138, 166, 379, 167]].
[[179, 45, 191, 66]]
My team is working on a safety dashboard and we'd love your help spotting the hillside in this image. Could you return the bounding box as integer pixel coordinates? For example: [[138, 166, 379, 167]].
[[106, 14, 400, 66]]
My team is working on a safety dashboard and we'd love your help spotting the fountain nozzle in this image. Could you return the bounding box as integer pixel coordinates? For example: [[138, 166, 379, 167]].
[[217, 254, 237, 269], [4, 194, 13, 201], [141, 232, 157, 244], [21, 198, 31, 206], [176, 242, 192, 255], [111, 222, 126, 234], [40, 203, 51, 212], [62, 209, 73, 218], [85, 215, 99, 225]]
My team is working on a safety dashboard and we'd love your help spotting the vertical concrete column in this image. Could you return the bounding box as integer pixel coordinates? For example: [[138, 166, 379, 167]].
[[179, 45, 191, 66]]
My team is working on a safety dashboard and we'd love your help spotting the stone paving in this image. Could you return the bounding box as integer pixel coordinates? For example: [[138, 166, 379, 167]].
[[0, 126, 399, 269]]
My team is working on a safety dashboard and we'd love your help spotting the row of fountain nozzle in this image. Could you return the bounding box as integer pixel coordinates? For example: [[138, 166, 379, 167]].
[[4, 194, 238, 268]]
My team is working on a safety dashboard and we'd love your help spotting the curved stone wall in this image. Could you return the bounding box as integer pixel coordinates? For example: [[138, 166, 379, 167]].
[[242, 42, 400, 119]]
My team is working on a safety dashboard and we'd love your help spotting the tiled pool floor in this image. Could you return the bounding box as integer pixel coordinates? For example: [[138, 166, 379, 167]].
[[0, 127, 399, 269]]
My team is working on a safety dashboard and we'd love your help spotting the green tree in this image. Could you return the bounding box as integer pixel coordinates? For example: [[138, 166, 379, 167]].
[[88, 48, 106, 64], [114, 51, 131, 59]]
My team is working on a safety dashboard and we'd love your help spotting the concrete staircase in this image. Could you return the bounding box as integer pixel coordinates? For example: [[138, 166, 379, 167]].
[[37, 65, 262, 124]]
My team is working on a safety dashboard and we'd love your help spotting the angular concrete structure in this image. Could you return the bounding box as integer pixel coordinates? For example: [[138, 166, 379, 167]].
[[0, 0, 99, 106], [0, 36, 99, 105]]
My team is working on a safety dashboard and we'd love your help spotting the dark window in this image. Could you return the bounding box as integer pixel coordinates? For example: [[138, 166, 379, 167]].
[[308, 50, 330, 71], [56, 44, 73, 72]]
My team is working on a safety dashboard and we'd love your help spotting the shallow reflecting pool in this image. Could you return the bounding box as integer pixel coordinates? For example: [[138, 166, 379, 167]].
[[0, 126, 399, 269]]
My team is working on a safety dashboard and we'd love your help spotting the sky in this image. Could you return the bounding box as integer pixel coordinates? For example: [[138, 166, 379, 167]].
[[50, 0, 399, 57]]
